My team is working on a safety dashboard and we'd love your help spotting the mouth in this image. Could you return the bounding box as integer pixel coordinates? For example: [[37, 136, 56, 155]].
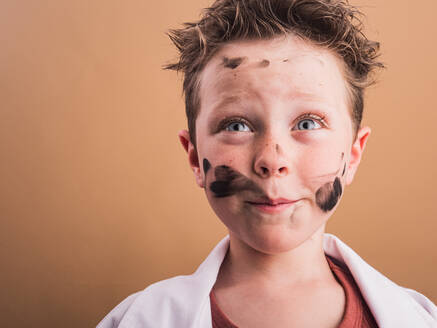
[[245, 198, 299, 214]]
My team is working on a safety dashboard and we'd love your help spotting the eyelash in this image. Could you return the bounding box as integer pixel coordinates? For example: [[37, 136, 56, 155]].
[[217, 117, 253, 132], [217, 113, 328, 132], [294, 113, 328, 129]]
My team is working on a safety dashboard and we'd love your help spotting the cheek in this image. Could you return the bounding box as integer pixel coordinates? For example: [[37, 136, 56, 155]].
[[202, 141, 250, 170], [295, 142, 345, 184], [205, 186, 248, 235]]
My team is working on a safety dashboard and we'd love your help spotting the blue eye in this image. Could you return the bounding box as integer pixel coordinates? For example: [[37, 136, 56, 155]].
[[225, 121, 251, 132], [294, 118, 323, 131]]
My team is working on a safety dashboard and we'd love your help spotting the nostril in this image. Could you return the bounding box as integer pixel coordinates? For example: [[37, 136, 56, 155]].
[[279, 167, 287, 174], [261, 167, 269, 175]]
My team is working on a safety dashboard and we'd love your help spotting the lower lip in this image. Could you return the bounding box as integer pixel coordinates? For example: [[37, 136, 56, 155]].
[[247, 202, 296, 214]]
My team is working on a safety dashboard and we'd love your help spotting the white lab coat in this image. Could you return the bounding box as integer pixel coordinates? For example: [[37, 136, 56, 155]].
[[97, 233, 437, 328]]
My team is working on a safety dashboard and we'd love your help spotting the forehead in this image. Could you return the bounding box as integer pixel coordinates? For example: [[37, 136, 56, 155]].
[[197, 35, 349, 112], [213, 35, 330, 66]]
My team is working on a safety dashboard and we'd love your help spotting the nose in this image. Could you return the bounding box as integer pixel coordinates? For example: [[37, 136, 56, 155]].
[[253, 141, 289, 178]]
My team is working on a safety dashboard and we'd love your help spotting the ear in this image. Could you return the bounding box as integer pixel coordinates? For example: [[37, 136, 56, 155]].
[[345, 126, 371, 185], [178, 129, 205, 188]]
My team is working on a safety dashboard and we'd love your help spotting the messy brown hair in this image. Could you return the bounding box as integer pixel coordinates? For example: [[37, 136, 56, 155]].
[[164, 0, 384, 147]]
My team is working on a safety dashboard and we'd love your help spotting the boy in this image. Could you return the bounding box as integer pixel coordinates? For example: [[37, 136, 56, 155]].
[[97, 0, 437, 327]]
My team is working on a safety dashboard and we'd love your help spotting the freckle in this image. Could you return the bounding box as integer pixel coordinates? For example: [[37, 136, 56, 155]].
[[341, 152, 344, 160], [259, 59, 270, 67], [282, 59, 289, 62]]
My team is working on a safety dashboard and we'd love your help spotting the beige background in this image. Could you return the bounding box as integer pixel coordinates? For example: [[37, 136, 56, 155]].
[[1, 0, 436, 327]]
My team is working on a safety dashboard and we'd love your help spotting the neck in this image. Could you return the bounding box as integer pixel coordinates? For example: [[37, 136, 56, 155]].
[[217, 227, 336, 291]]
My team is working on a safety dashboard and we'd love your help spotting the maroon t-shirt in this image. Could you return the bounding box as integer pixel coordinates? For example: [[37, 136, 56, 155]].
[[210, 254, 378, 328]]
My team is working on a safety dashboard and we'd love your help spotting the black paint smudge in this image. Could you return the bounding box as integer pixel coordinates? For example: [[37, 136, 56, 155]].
[[223, 56, 246, 69], [342, 163, 346, 177], [259, 59, 270, 67], [210, 165, 265, 198], [203, 158, 211, 174], [315, 177, 343, 212]]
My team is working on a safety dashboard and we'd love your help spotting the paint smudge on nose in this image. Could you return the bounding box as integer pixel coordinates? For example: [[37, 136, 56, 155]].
[[223, 56, 246, 69], [315, 177, 343, 212], [203, 158, 211, 174], [259, 59, 270, 67], [210, 165, 265, 198]]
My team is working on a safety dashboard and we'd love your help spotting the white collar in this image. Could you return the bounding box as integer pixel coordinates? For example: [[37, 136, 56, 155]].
[[191, 233, 437, 327]]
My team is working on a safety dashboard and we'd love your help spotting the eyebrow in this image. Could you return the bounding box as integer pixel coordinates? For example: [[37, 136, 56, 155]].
[[284, 88, 322, 102], [210, 93, 331, 112], [207, 95, 247, 131], [211, 95, 243, 110]]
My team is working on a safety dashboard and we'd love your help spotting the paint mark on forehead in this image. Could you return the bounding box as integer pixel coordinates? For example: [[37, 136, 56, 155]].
[[223, 56, 247, 69], [277, 53, 328, 70], [259, 59, 270, 67]]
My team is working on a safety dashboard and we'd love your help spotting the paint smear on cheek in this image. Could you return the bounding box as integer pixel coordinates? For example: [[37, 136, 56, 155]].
[[209, 166, 239, 197], [206, 164, 265, 198], [204, 156, 345, 212], [315, 177, 343, 212], [313, 152, 346, 212], [203, 158, 211, 174]]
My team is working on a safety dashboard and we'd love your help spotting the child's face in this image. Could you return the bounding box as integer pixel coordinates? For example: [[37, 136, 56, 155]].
[[179, 35, 370, 254]]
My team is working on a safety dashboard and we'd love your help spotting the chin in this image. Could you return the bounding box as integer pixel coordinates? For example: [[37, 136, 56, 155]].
[[240, 225, 315, 255]]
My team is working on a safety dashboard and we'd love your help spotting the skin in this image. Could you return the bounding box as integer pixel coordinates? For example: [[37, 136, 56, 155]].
[[178, 35, 370, 327]]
